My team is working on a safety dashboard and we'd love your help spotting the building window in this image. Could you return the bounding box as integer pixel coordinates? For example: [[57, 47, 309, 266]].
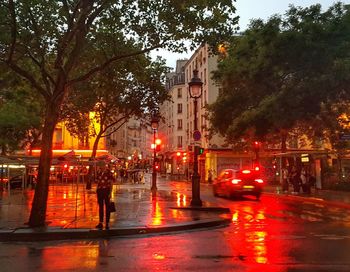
[[177, 136, 183, 148], [177, 88, 182, 98], [177, 103, 182, 114], [177, 119, 183, 130]]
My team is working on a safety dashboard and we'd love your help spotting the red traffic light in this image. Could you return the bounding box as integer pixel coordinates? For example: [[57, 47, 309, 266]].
[[155, 138, 162, 145]]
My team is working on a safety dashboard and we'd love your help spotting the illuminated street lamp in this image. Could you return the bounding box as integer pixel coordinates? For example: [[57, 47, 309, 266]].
[[151, 111, 160, 191], [188, 69, 203, 206]]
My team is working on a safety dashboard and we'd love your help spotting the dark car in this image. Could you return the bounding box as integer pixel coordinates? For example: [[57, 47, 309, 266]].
[[213, 168, 264, 200], [9, 175, 24, 189]]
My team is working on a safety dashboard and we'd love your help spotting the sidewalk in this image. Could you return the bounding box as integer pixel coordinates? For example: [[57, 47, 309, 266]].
[[264, 184, 350, 209], [0, 180, 230, 242]]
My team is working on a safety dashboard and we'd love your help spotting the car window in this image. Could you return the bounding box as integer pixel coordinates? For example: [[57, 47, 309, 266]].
[[218, 169, 234, 179]]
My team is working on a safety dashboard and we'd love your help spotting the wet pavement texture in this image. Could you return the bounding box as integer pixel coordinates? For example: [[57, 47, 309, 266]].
[[0, 180, 229, 233], [1, 176, 350, 242]]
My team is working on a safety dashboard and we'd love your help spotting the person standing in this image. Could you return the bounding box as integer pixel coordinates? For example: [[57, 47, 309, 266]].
[[208, 169, 213, 184], [281, 167, 289, 193], [96, 166, 113, 230], [290, 166, 300, 194]]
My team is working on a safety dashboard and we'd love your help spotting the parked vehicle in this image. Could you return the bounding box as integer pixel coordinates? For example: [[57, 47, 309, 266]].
[[9, 175, 24, 189], [213, 168, 264, 200]]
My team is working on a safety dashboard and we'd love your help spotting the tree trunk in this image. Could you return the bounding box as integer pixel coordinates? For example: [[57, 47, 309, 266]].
[[28, 105, 59, 227], [91, 133, 101, 159], [1, 144, 6, 155], [86, 132, 102, 189]]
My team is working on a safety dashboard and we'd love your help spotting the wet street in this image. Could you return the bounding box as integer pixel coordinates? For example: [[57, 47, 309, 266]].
[[1, 180, 350, 271]]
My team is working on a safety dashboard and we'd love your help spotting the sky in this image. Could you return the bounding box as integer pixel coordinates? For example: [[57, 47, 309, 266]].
[[151, 0, 350, 69]]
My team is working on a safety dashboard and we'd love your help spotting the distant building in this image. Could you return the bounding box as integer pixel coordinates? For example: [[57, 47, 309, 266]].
[[106, 117, 153, 165], [159, 59, 188, 175]]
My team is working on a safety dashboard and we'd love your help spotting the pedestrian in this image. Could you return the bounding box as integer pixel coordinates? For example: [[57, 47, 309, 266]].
[[208, 169, 213, 184], [300, 167, 310, 194], [290, 166, 300, 194], [96, 166, 114, 230], [281, 167, 289, 193]]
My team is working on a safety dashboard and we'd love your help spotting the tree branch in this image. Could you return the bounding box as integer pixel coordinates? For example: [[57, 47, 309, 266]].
[[67, 43, 165, 86], [5, 61, 50, 100], [6, 0, 17, 63], [86, 0, 108, 28], [102, 118, 128, 138], [55, 0, 87, 69]]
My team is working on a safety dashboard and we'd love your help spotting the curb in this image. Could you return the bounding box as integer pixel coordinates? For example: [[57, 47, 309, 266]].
[[0, 218, 231, 242], [171, 206, 231, 213]]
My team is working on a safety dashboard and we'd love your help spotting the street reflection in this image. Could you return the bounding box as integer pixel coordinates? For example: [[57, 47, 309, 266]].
[[150, 194, 163, 226], [37, 242, 100, 270], [176, 192, 187, 207], [226, 199, 299, 267]]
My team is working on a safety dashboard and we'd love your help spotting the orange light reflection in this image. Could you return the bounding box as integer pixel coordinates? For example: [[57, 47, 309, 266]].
[[150, 196, 163, 226]]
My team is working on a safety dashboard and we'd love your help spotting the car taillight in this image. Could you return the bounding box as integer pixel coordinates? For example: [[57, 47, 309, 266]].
[[231, 179, 242, 184], [255, 179, 264, 184]]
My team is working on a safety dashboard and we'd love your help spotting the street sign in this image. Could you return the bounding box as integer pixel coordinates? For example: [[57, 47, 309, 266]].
[[193, 130, 201, 141]]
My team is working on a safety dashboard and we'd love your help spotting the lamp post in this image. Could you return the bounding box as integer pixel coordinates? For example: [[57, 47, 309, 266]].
[[151, 111, 160, 192], [188, 69, 203, 206]]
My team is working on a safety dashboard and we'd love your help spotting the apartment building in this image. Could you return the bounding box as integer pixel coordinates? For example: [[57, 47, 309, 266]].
[[159, 59, 188, 175]]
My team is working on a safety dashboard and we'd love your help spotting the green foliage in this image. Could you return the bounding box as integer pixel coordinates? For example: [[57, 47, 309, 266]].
[[0, 69, 43, 153], [210, 3, 350, 146]]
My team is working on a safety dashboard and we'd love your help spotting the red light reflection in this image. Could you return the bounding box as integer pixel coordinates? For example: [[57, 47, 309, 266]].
[[226, 198, 302, 267]]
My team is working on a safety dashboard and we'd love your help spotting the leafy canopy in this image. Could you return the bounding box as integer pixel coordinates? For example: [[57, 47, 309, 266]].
[[210, 2, 350, 144]]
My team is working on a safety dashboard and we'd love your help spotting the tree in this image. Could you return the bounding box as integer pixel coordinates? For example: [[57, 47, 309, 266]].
[[0, 0, 238, 227], [210, 3, 350, 154], [0, 67, 43, 155], [62, 54, 169, 164]]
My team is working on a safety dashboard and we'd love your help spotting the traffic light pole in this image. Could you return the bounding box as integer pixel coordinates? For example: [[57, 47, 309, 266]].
[[151, 128, 157, 192]]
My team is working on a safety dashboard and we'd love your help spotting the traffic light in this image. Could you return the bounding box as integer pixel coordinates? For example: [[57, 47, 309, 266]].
[[253, 141, 260, 152], [194, 146, 204, 155], [155, 138, 161, 145], [155, 138, 162, 151]]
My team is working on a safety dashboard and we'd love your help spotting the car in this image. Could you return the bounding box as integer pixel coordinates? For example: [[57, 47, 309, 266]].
[[9, 175, 24, 189], [212, 168, 264, 200]]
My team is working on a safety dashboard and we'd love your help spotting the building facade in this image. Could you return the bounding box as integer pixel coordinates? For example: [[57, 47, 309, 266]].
[[159, 60, 188, 175]]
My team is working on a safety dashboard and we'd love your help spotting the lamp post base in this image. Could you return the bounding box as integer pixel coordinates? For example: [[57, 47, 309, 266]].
[[151, 172, 157, 191], [190, 173, 202, 207]]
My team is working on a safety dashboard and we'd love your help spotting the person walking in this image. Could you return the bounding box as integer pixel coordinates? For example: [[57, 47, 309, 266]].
[[96, 166, 113, 230]]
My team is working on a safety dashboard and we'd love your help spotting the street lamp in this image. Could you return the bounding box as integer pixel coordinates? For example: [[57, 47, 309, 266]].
[[188, 69, 203, 206], [151, 111, 160, 192]]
